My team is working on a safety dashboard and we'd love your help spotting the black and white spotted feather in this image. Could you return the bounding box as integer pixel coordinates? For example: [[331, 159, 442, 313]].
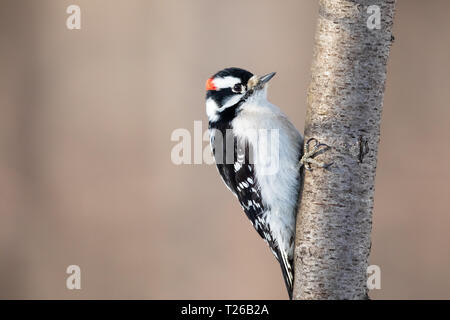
[[210, 130, 296, 296]]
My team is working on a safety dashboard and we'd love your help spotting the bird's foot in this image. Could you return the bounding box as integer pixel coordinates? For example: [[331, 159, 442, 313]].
[[299, 138, 333, 171]]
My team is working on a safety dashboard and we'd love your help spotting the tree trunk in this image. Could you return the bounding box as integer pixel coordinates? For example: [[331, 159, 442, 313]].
[[293, 0, 396, 299]]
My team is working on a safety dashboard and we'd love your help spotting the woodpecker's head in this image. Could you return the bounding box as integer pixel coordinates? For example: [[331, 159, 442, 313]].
[[205, 67, 276, 123]]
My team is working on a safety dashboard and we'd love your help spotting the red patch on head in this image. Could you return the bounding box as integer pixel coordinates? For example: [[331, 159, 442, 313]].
[[205, 78, 217, 91]]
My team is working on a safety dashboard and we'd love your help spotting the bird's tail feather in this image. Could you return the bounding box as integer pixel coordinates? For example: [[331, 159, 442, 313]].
[[277, 248, 293, 300]]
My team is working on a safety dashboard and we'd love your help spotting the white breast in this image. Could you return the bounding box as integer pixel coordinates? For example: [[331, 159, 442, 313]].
[[231, 91, 303, 257]]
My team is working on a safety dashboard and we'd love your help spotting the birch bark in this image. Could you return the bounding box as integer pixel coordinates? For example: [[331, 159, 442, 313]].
[[293, 0, 396, 299]]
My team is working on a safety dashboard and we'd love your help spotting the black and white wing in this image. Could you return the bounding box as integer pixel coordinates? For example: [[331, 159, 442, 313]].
[[211, 133, 268, 238], [211, 133, 293, 296]]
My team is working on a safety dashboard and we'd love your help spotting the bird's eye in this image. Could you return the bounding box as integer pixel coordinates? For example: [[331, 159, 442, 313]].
[[232, 83, 242, 93]]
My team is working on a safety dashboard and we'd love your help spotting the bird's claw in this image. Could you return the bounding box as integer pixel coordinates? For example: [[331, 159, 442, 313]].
[[299, 138, 333, 171]]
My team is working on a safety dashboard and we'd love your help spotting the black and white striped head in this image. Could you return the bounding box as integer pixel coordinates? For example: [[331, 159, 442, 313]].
[[205, 67, 276, 123]]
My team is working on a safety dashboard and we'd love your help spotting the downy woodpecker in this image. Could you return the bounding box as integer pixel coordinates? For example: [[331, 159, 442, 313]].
[[205, 67, 329, 299]]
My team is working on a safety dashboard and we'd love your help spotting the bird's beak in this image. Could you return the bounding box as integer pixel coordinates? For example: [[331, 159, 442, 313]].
[[247, 72, 276, 91], [259, 72, 276, 85]]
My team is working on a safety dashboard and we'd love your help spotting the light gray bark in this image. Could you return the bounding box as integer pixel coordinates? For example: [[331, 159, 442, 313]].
[[293, 0, 396, 299]]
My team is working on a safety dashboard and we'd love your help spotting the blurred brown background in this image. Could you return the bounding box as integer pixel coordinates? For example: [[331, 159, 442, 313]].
[[0, 0, 449, 299]]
